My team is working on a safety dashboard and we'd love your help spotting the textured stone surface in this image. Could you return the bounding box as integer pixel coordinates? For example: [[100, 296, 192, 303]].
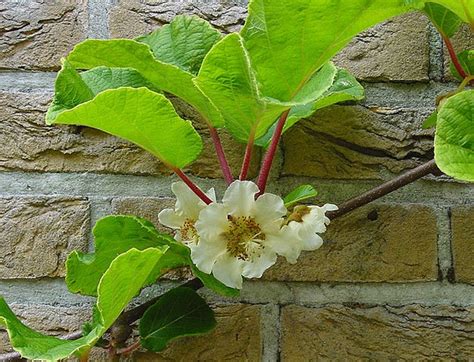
[[0, 1, 87, 70], [281, 304, 474, 360], [334, 13, 430, 81], [281, 105, 434, 179], [444, 24, 474, 81], [264, 204, 438, 282], [0, 197, 90, 278], [0, 90, 252, 178], [0, 302, 90, 353], [452, 207, 474, 284], [109, 0, 248, 38], [132, 304, 261, 361]]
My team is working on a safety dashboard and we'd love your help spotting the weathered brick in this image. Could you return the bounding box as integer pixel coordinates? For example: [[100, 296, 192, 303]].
[[264, 204, 438, 282], [281, 304, 474, 360], [0, 90, 252, 178], [132, 304, 261, 361], [334, 13, 430, 82], [452, 207, 474, 284], [444, 24, 474, 81], [0, 197, 90, 279], [109, 0, 248, 38], [0, 1, 87, 70], [281, 105, 434, 179], [0, 302, 90, 353]]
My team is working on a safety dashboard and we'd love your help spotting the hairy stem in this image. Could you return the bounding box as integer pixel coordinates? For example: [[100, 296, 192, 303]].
[[257, 110, 290, 194], [173, 168, 213, 205], [443, 35, 467, 79], [327, 159, 440, 220], [239, 130, 256, 181], [208, 127, 234, 185]]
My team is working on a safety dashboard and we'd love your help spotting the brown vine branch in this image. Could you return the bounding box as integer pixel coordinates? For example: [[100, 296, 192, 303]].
[[0, 159, 441, 361]]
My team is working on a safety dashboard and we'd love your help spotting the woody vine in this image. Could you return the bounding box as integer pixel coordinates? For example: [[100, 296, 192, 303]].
[[1, 0, 473, 360]]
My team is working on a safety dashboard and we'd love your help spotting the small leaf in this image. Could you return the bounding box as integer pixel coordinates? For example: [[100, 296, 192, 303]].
[[424, 2, 462, 37], [66, 215, 188, 296], [422, 111, 438, 129], [450, 50, 474, 81], [139, 287, 216, 352], [283, 185, 318, 208], [49, 87, 203, 169], [191, 265, 240, 297], [138, 15, 222, 75], [434, 90, 474, 182]]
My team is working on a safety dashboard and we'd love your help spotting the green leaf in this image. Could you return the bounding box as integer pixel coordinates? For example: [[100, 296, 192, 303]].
[[409, 0, 474, 25], [240, 0, 414, 102], [435, 90, 474, 182], [191, 265, 240, 297], [255, 67, 364, 148], [283, 185, 318, 208], [195, 33, 288, 142], [422, 111, 438, 129], [66, 39, 224, 127], [138, 15, 222, 75], [424, 2, 462, 37], [450, 50, 474, 80], [0, 248, 165, 361], [66, 215, 188, 296], [48, 87, 203, 169], [46, 61, 158, 123], [139, 287, 216, 352]]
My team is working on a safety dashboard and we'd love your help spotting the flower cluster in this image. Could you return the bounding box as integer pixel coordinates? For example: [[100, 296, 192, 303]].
[[159, 180, 337, 289]]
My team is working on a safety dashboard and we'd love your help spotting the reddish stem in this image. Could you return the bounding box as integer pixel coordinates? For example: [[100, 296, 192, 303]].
[[256, 110, 290, 195], [173, 168, 213, 205], [239, 130, 256, 181], [208, 127, 234, 185], [443, 35, 467, 79], [117, 340, 142, 355]]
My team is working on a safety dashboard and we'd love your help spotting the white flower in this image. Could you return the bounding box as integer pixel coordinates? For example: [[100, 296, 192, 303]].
[[279, 204, 338, 263], [158, 181, 215, 245], [190, 180, 292, 289]]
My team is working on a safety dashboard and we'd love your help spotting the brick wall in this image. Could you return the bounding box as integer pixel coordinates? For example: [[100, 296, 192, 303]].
[[1, 0, 474, 360]]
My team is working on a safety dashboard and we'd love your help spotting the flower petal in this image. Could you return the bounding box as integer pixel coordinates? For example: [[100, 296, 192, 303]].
[[195, 203, 228, 241], [212, 253, 245, 289], [158, 209, 185, 229], [172, 181, 206, 219], [190, 239, 227, 274], [242, 249, 277, 278], [222, 180, 259, 216], [267, 225, 302, 264], [253, 193, 286, 231]]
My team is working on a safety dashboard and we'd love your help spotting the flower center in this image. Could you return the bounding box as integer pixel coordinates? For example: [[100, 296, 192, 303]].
[[180, 218, 198, 244], [222, 215, 266, 260]]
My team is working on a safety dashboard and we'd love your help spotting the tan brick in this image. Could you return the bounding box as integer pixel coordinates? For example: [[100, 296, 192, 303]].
[[444, 24, 474, 81], [0, 197, 90, 279], [109, 0, 248, 38], [132, 304, 261, 361], [452, 207, 474, 284], [281, 304, 474, 360], [0, 1, 87, 70], [334, 13, 430, 81], [0, 303, 90, 353], [0, 90, 252, 178], [281, 105, 433, 180], [264, 204, 438, 282]]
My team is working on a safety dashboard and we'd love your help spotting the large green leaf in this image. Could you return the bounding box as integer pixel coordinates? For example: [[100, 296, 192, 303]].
[[435, 90, 474, 182], [450, 50, 474, 80], [0, 248, 165, 361], [66, 39, 224, 127], [409, 0, 474, 25], [139, 287, 216, 352], [240, 0, 415, 102], [66, 215, 188, 296], [255, 67, 364, 147], [48, 87, 203, 169], [424, 2, 462, 37], [46, 60, 157, 123], [138, 15, 222, 75], [195, 33, 287, 142]]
